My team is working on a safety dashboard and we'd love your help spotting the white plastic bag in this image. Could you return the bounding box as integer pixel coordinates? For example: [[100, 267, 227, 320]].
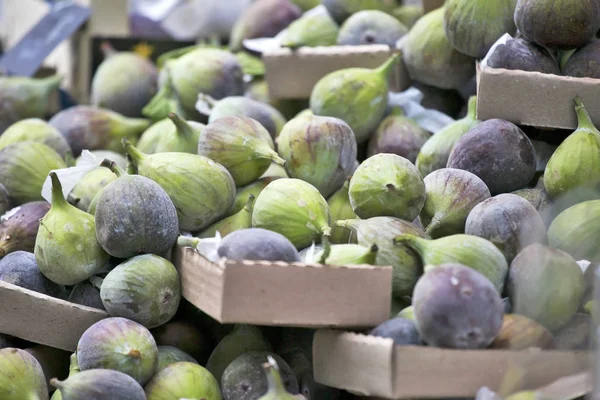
[[388, 87, 456, 133], [196, 232, 222, 263], [41, 150, 99, 204]]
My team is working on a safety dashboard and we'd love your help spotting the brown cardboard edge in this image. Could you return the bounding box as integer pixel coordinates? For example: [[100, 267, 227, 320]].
[[313, 329, 591, 399], [0, 281, 107, 352]]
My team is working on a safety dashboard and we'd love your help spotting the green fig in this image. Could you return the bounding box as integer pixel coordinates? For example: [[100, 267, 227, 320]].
[[487, 37, 560, 74], [68, 167, 118, 212], [313, 242, 378, 265], [336, 217, 425, 298], [416, 96, 479, 177], [394, 234, 508, 292], [35, 173, 110, 285], [280, 7, 339, 48], [392, 5, 424, 29], [123, 140, 236, 231], [258, 356, 300, 400], [227, 177, 280, 217], [514, 0, 600, 50], [198, 94, 287, 138], [277, 115, 357, 197], [511, 187, 552, 214], [349, 153, 426, 221], [145, 361, 222, 400], [443, 0, 517, 58], [544, 97, 600, 199], [420, 168, 490, 238], [322, 0, 397, 23], [0, 142, 66, 205], [0, 348, 48, 400], [0, 75, 62, 134], [337, 10, 408, 47], [206, 324, 274, 384], [252, 178, 332, 249], [401, 7, 475, 90], [0, 118, 70, 157], [198, 194, 255, 238], [290, 0, 320, 11], [327, 179, 357, 244], [508, 244, 585, 332], [152, 113, 204, 154], [0, 201, 50, 257], [398, 305, 415, 321], [198, 116, 286, 186], [156, 346, 198, 372], [91, 45, 158, 118], [310, 54, 400, 144], [51, 369, 146, 400], [75, 150, 126, 169], [244, 79, 310, 121], [135, 118, 176, 154]]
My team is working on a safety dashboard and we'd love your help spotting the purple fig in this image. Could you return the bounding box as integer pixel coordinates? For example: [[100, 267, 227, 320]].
[[0, 201, 50, 257]]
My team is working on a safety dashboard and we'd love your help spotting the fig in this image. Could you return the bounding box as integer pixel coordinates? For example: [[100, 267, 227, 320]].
[[153, 113, 204, 154], [547, 199, 600, 262], [91, 46, 158, 118], [124, 140, 236, 231], [0, 142, 66, 205], [392, 5, 424, 29], [51, 369, 145, 400], [0, 184, 9, 216], [280, 8, 339, 48], [0, 347, 48, 400], [322, 0, 397, 23], [207, 324, 274, 384], [230, 0, 302, 51], [49, 106, 150, 157], [0, 75, 62, 134], [227, 177, 279, 217], [151, 320, 211, 365], [77, 317, 158, 385], [447, 119, 536, 194], [252, 178, 332, 249], [198, 116, 286, 186], [416, 96, 479, 177], [100, 254, 180, 328], [420, 168, 491, 239], [0, 201, 50, 257], [25, 345, 71, 394], [413, 264, 504, 349], [490, 314, 555, 350], [214, 228, 301, 262], [277, 115, 357, 197], [258, 356, 300, 400], [336, 217, 425, 298], [397, 305, 415, 320], [511, 187, 551, 214], [487, 37, 560, 74], [507, 244, 585, 332], [369, 317, 421, 346], [221, 352, 299, 400], [199, 195, 255, 238], [327, 179, 357, 244], [394, 234, 508, 292], [49, 352, 79, 400], [290, 0, 320, 11], [514, 0, 600, 50], [0, 250, 66, 297], [135, 118, 175, 154], [0, 118, 70, 157], [337, 10, 408, 47], [76, 150, 126, 169], [156, 346, 198, 371], [35, 173, 110, 285], [413, 82, 466, 119], [313, 242, 378, 265], [145, 361, 222, 400], [198, 95, 287, 139], [349, 153, 426, 221], [544, 98, 600, 199], [563, 40, 600, 78], [443, 0, 517, 58], [68, 167, 117, 212], [367, 107, 431, 163], [553, 313, 591, 350], [310, 54, 400, 144], [68, 279, 105, 310], [401, 8, 475, 90], [94, 159, 179, 258], [465, 194, 547, 263]]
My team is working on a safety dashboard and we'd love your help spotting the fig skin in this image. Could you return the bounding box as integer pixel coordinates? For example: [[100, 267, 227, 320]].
[[0, 118, 71, 157], [156, 346, 198, 372], [0, 201, 50, 258], [68, 280, 105, 310], [77, 317, 158, 386], [447, 119, 536, 194], [280, 8, 339, 48], [553, 313, 591, 350], [327, 180, 357, 244], [0, 184, 9, 216], [337, 10, 408, 47], [0, 347, 49, 400], [145, 361, 223, 400], [68, 167, 117, 212], [226, 177, 280, 217], [413, 264, 504, 349], [563, 40, 600, 78], [151, 320, 212, 365], [490, 314, 555, 350], [198, 194, 255, 239], [487, 38, 560, 74], [511, 187, 551, 214], [322, 0, 397, 24], [514, 0, 600, 50], [0, 251, 66, 298], [465, 194, 547, 263], [51, 369, 146, 400], [216, 228, 301, 262], [369, 317, 422, 346]]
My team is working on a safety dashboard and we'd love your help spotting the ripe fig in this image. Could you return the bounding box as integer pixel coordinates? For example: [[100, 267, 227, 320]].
[[145, 361, 222, 400], [35, 173, 110, 285], [198, 195, 255, 239], [420, 168, 491, 239], [277, 115, 357, 197], [490, 314, 555, 350], [511, 187, 551, 214], [392, 5, 423, 29], [280, 8, 339, 48], [68, 279, 105, 310], [563, 40, 600, 78], [77, 317, 158, 385], [290, 0, 319, 11], [487, 37, 560, 74], [507, 244, 585, 331], [68, 167, 117, 212], [0, 201, 50, 257], [313, 242, 378, 265], [349, 153, 426, 221], [227, 177, 280, 217], [156, 346, 198, 372], [369, 317, 421, 346], [310, 54, 400, 144], [217, 228, 301, 262], [0, 347, 48, 400], [153, 113, 204, 154], [337, 10, 408, 47], [51, 369, 145, 400], [397, 306, 415, 321], [327, 179, 357, 244], [0, 250, 66, 298], [0, 118, 70, 157], [135, 118, 174, 154], [447, 119, 536, 194], [322, 0, 396, 23]]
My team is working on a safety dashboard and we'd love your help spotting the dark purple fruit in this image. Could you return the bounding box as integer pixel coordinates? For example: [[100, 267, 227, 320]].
[[0, 251, 66, 298], [68, 279, 105, 310], [151, 320, 212, 365], [0, 201, 50, 258], [563, 39, 600, 78], [487, 38, 560, 74], [369, 317, 421, 346], [217, 228, 301, 262]]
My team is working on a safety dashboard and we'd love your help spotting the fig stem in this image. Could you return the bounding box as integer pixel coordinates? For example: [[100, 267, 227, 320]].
[[389, 106, 405, 117], [49, 377, 63, 389], [49, 172, 68, 208], [177, 236, 201, 249], [244, 194, 256, 214], [376, 52, 401, 77], [126, 154, 137, 175], [89, 276, 104, 290], [466, 96, 477, 120], [168, 113, 197, 139], [319, 227, 333, 264], [424, 219, 440, 236], [270, 152, 287, 167], [100, 41, 117, 59], [393, 234, 423, 253], [573, 97, 598, 132], [100, 158, 126, 177], [122, 139, 145, 166], [39, 75, 63, 93], [263, 355, 288, 395]]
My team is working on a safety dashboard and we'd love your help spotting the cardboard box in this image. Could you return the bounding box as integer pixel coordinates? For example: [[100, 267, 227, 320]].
[[422, 0, 445, 13], [313, 329, 591, 399], [263, 45, 411, 100], [0, 281, 107, 352], [172, 245, 393, 328]]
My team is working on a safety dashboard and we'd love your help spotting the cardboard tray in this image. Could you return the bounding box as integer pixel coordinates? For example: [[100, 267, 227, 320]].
[[476, 63, 600, 130], [263, 45, 411, 99], [172, 245, 393, 328], [422, 0, 445, 13], [313, 329, 591, 399], [0, 281, 107, 352]]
